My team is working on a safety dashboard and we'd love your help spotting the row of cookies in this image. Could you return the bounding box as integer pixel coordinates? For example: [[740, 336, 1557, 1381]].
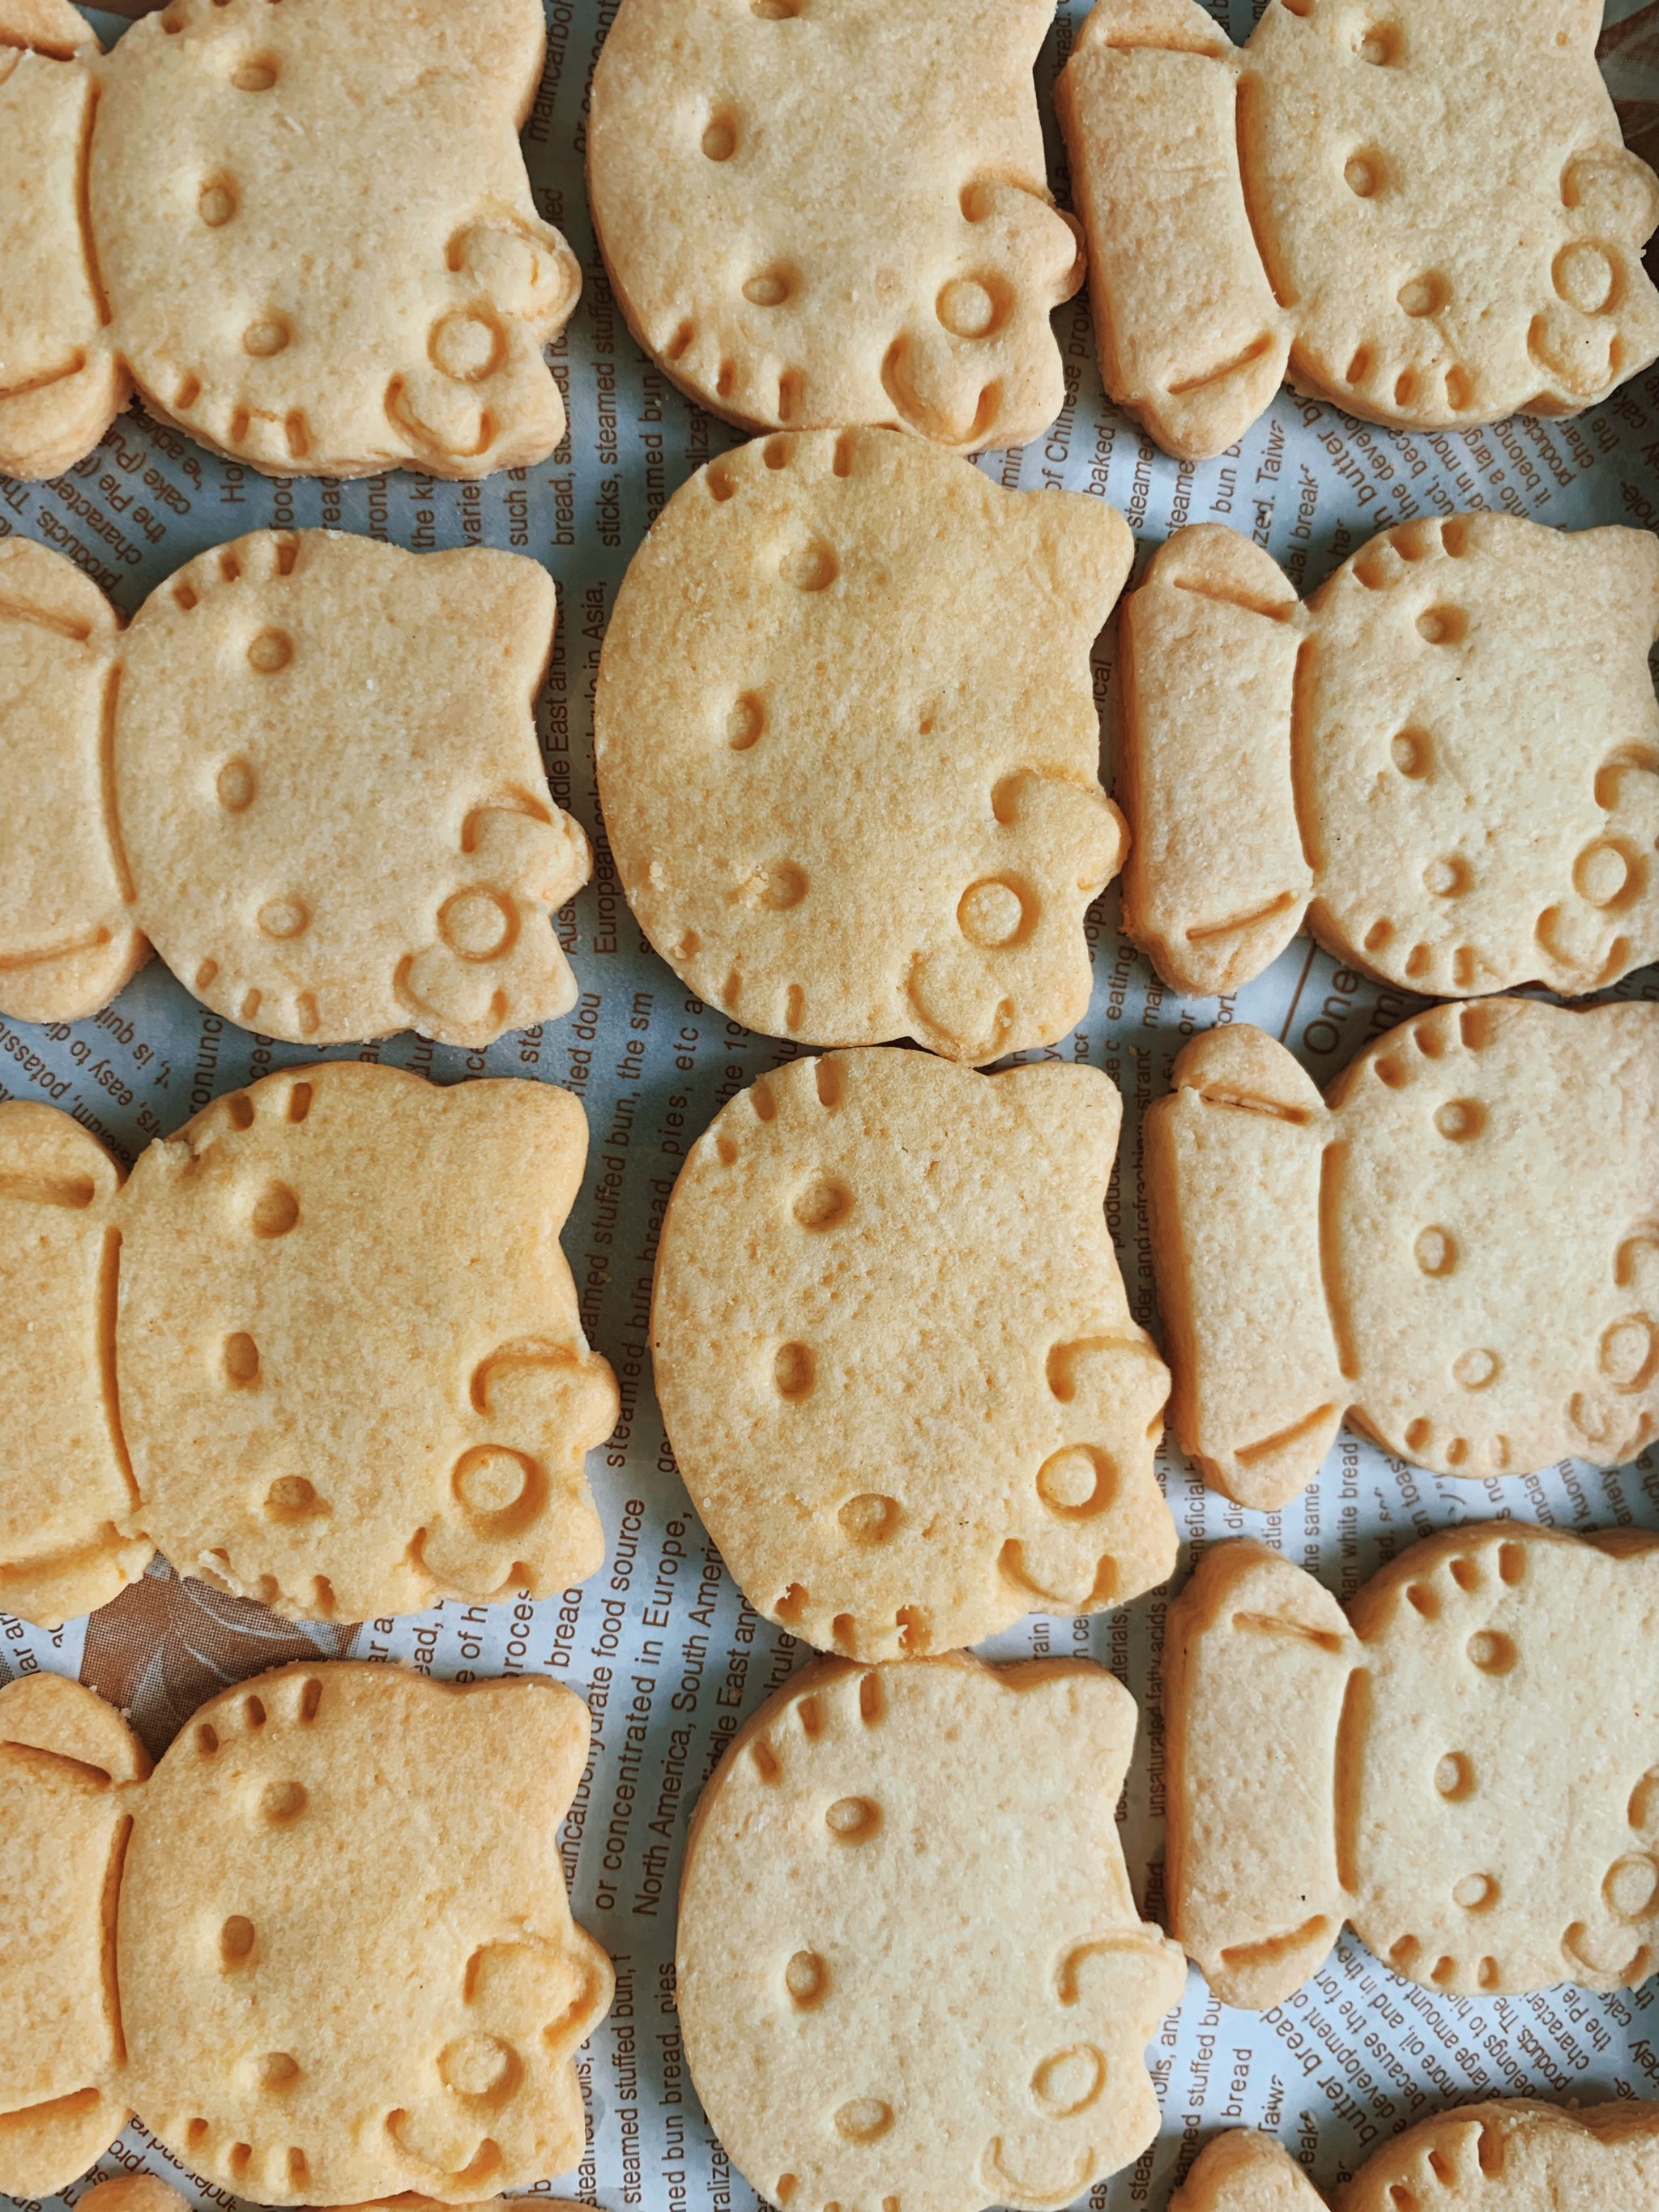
[[6, 1522, 1658, 2210], [4, 435, 1655, 1051], [2, 989, 1653, 1633], [4, 0, 1657, 485], [54, 2105, 1659, 2212]]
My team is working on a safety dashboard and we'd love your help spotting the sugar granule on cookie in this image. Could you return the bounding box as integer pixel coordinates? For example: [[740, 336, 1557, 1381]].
[[678, 1653, 1186, 2212], [0, 529, 591, 1048], [0, 1662, 612, 2201], [0, 1062, 619, 1629], [1172, 2104, 1659, 2212], [1118, 515, 1659, 1000], [597, 429, 1129, 1063], [652, 1048, 1176, 1661], [587, 0, 1083, 451], [1059, 0, 1659, 459], [1168, 1527, 1659, 2009], [1145, 997, 1659, 1509], [0, 0, 579, 480]]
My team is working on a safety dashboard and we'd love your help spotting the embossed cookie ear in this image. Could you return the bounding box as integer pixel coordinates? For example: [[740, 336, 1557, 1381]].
[[82, 0, 578, 479], [679, 1655, 1187, 2212], [109, 531, 586, 1047], [1150, 1000, 1659, 1505], [0, 7, 129, 481], [107, 1063, 612, 1624], [0, 1104, 154, 1629], [0, 1672, 147, 2197], [104, 1662, 611, 2203], [588, 0, 1080, 451], [0, 541, 147, 1023], [653, 1048, 1176, 1660], [598, 429, 1128, 1061]]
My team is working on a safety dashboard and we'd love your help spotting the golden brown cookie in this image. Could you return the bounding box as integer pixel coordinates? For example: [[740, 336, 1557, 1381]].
[[1168, 1527, 1659, 2009], [0, 1061, 618, 1629], [0, 0, 578, 480], [587, 0, 1082, 451], [1060, 0, 1659, 459], [0, 529, 590, 1048], [652, 1048, 1175, 1661], [1119, 516, 1659, 999], [678, 1653, 1186, 2212], [597, 429, 1129, 1062], [1146, 997, 1659, 1509], [0, 1662, 611, 2201]]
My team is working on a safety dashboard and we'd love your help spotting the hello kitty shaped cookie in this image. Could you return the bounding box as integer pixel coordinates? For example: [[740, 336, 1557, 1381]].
[[0, 0, 578, 481], [1145, 997, 1659, 1512], [73, 2176, 572, 2212], [1057, 0, 1659, 460], [1171, 2106, 1659, 2212], [652, 1049, 1176, 1662], [1167, 1527, 1659, 2010], [678, 1655, 1187, 2212], [0, 530, 590, 1047], [0, 1663, 612, 2202], [586, 0, 1083, 451], [0, 1062, 618, 1629], [597, 430, 1129, 1062], [1119, 517, 1659, 1001]]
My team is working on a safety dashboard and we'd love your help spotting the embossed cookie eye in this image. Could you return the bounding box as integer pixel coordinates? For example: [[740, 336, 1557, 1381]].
[[217, 758, 257, 811], [232, 54, 279, 90], [198, 173, 238, 227], [1344, 147, 1384, 197]]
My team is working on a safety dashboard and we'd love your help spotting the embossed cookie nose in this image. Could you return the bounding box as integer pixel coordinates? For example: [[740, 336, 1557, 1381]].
[[678, 1655, 1187, 2212], [596, 429, 1131, 1062], [652, 1047, 1177, 1661]]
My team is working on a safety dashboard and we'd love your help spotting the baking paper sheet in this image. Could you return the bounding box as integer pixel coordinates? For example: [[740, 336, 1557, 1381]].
[[5, 2, 1659, 2205]]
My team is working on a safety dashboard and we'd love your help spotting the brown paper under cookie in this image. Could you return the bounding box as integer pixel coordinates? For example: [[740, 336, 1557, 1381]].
[[0, 0, 578, 481], [0, 1061, 617, 1628], [1145, 997, 1659, 1509], [1118, 515, 1659, 1001], [1059, 0, 1659, 459], [0, 529, 590, 1048], [1168, 1527, 1659, 2010], [0, 1662, 611, 2202]]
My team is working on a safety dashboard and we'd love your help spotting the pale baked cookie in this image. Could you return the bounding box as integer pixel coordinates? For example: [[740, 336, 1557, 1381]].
[[587, 0, 1083, 451], [1058, 0, 1659, 459], [1119, 517, 1659, 999], [75, 2178, 562, 2212], [1173, 2105, 1659, 2212], [1145, 997, 1659, 1510], [652, 1049, 1176, 1661], [596, 429, 1129, 1061], [0, 1062, 618, 1629], [1168, 1527, 1659, 2009], [0, 0, 578, 480], [678, 1653, 1186, 2212], [0, 1661, 612, 2201], [0, 529, 591, 1048]]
